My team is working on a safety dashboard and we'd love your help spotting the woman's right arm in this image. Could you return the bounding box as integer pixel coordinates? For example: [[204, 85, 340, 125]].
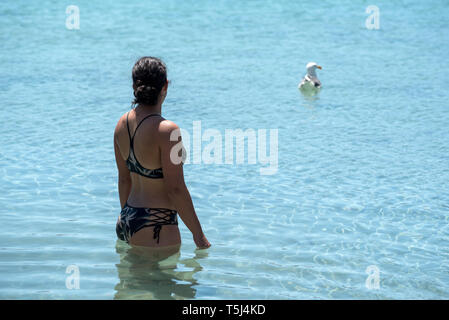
[[114, 116, 132, 209], [159, 120, 211, 249]]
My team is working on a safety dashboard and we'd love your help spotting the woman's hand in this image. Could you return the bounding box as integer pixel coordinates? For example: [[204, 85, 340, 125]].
[[194, 233, 211, 249]]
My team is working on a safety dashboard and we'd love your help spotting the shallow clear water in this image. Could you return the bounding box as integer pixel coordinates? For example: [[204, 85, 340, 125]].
[[1, 0, 448, 299]]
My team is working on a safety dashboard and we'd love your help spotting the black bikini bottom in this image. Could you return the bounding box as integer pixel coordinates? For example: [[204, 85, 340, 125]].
[[116, 202, 178, 244]]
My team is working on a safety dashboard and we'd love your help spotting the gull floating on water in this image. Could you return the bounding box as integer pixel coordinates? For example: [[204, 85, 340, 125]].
[[298, 62, 322, 95]]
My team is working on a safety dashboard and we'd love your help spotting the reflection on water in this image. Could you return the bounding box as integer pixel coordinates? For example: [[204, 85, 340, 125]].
[[299, 91, 320, 110], [114, 241, 207, 300]]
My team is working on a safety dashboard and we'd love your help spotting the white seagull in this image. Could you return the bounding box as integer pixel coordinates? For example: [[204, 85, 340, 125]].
[[298, 62, 322, 95]]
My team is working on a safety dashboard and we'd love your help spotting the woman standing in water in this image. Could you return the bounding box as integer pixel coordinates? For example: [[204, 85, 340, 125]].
[[114, 57, 210, 249]]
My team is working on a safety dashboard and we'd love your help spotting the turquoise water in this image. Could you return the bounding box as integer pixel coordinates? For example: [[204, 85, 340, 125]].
[[1, 0, 449, 299]]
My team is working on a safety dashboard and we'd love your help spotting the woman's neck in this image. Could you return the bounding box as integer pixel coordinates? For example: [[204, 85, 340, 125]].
[[135, 103, 162, 115]]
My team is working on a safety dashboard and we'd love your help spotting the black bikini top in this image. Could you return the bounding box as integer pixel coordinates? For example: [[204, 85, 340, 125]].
[[126, 111, 163, 179]]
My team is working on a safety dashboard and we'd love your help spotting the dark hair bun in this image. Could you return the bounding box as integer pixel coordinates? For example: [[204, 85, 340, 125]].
[[132, 57, 167, 106], [134, 85, 158, 104]]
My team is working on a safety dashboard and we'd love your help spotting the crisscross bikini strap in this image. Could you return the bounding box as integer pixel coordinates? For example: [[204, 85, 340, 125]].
[[130, 113, 161, 144], [146, 208, 178, 223], [144, 208, 178, 243]]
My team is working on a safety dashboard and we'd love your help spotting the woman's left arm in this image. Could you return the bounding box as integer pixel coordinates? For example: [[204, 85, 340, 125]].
[[114, 126, 131, 209]]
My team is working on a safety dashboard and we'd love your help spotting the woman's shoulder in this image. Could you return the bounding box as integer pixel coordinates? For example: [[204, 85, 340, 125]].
[[158, 118, 179, 133], [157, 118, 183, 145], [114, 112, 129, 137]]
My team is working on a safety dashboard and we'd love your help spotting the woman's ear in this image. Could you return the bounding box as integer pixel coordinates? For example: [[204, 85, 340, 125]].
[[162, 81, 168, 96]]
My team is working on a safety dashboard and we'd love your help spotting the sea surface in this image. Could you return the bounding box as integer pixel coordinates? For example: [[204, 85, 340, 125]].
[[1, 0, 448, 299]]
